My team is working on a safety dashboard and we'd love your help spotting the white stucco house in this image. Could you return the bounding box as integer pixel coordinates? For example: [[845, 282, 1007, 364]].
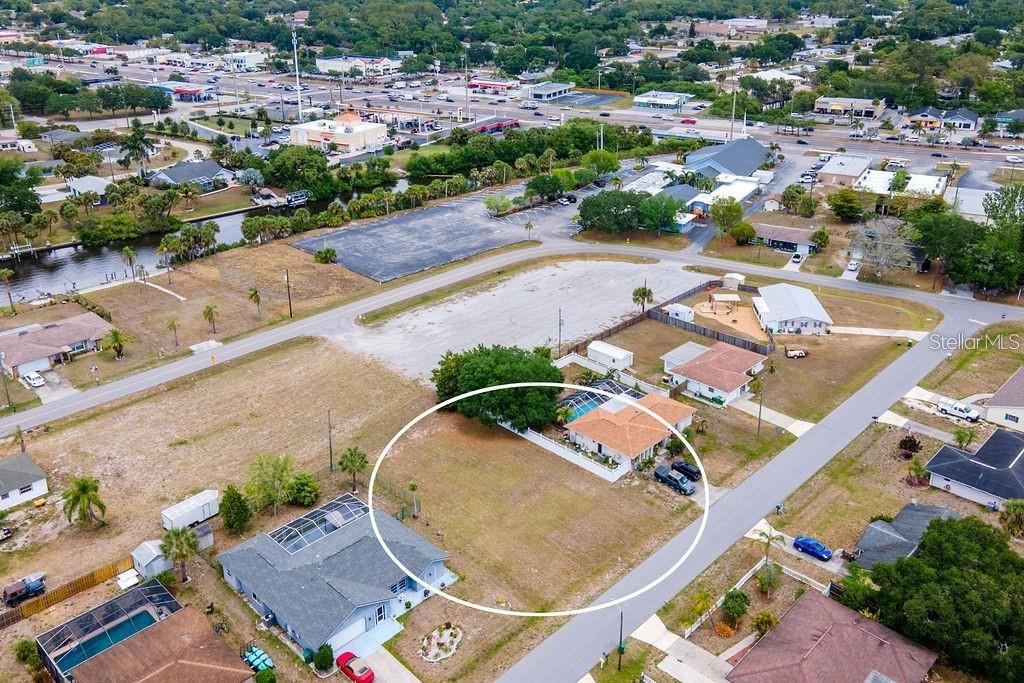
[[0, 452, 48, 511], [752, 283, 832, 335], [983, 366, 1024, 431]]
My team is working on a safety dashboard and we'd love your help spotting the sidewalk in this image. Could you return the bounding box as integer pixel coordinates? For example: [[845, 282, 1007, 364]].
[[876, 410, 954, 443], [631, 615, 731, 683], [830, 326, 928, 341], [730, 398, 815, 437]]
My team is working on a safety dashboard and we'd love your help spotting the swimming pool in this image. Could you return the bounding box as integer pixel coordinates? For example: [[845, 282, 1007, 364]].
[[559, 379, 645, 422], [55, 610, 157, 673]]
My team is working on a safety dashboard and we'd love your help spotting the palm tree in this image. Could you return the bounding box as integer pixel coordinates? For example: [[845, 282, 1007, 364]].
[[339, 446, 368, 492], [122, 118, 156, 176], [59, 201, 78, 229], [632, 284, 654, 312], [40, 209, 58, 235], [103, 328, 131, 359], [523, 221, 535, 241], [999, 499, 1024, 538], [756, 527, 784, 564], [61, 475, 106, 526], [178, 182, 199, 211], [161, 526, 199, 583], [121, 245, 137, 282], [0, 268, 15, 314], [953, 426, 975, 450], [78, 191, 100, 214], [611, 176, 624, 190], [203, 304, 218, 333], [166, 317, 180, 347], [248, 286, 261, 317]]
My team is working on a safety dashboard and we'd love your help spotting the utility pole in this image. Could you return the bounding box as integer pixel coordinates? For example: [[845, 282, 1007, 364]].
[[0, 353, 13, 413], [557, 307, 564, 357], [327, 409, 335, 472], [285, 268, 293, 318], [292, 31, 303, 122], [728, 81, 738, 142], [463, 54, 470, 122]]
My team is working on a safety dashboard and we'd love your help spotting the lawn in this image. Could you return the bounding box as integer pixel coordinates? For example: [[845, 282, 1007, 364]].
[[990, 166, 1024, 185], [589, 639, 674, 683], [600, 318, 714, 384], [382, 414, 699, 682], [42, 184, 253, 227], [0, 337, 435, 681], [573, 228, 692, 251], [389, 143, 451, 169], [919, 321, 1024, 399], [682, 407, 796, 488]]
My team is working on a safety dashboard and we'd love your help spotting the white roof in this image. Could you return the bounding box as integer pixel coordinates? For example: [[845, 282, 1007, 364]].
[[588, 340, 632, 361], [711, 292, 741, 302], [755, 284, 832, 325], [854, 169, 895, 194], [690, 178, 759, 205], [905, 174, 947, 196], [67, 175, 113, 195], [820, 154, 872, 178], [623, 171, 673, 195], [750, 69, 803, 82], [131, 539, 164, 565], [161, 489, 219, 519], [635, 91, 692, 104]]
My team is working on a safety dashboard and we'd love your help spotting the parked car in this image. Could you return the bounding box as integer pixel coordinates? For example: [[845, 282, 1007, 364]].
[[680, 118, 697, 124], [936, 396, 980, 422], [336, 652, 375, 683], [671, 460, 702, 481], [557, 197, 570, 205], [599, 112, 611, 117], [796, 139, 808, 145], [654, 465, 696, 495], [847, 261, 860, 272], [793, 536, 833, 561], [594, 179, 608, 187], [790, 253, 804, 263], [784, 347, 808, 359], [566, 194, 577, 203], [3, 577, 45, 607], [23, 372, 45, 388]]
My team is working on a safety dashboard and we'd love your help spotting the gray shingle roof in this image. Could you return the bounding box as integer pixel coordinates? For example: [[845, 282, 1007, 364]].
[[684, 138, 771, 177], [986, 366, 1024, 409], [925, 428, 1024, 501], [855, 503, 959, 570], [219, 507, 447, 648], [0, 452, 46, 493], [659, 184, 701, 203], [149, 159, 229, 185]]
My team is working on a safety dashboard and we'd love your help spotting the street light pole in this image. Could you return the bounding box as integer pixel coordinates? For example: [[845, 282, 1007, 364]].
[[617, 610, 625, 671], [292, 31, 303, 122]]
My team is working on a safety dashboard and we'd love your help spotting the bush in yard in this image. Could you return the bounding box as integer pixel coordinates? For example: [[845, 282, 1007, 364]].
[[721, 589, 750, 625], [797, 195, 817, 218], [898, 434, 921, 454], [715, 621, 735, 638], [756, 563, 781, 599], [313, 644, 334, 671], [809, 227, 829, 250], [752, 611, 778, 639], [255, 668, 277, 683], [286, 473, 321, 507], [729, 221, 756, 245], [12, 638, 44, 678], [1000, 498, 1024, 538], [314, 247, 337, 264], [220, 485, 251, 533], [667, 437, 685, 456]]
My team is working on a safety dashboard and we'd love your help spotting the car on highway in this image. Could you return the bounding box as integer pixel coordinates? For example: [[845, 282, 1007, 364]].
[[599, 112, 611, 117], [336, 652, 374, 683], [931, 152, 946, 157], [680, 118, 697, 124], [885, 135, 899, 141], [671, 460, 702, 481], [1007, 156, 1024, 164], [654, 465, 696, 495], [23, 372, 45, 389], [534, 111, 544, 116], [796, 139, 808, 145], [793, 536, 833, 561], [548, 115, 559, 121]]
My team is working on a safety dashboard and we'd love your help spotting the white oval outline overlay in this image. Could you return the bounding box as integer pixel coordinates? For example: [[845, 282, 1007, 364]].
[[368, 381, 710, 618]]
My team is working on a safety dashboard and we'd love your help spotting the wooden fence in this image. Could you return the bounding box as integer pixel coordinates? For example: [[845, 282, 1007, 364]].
[[649, 310, 775, 356], [0, 555, 135, 630]]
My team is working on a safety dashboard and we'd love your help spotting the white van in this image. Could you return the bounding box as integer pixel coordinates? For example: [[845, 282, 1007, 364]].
[[936, 397, 980, 422], [818, 153, 832, 162], [848, 131, 864, 139], [408, 80, 422, 88], [392, 80, 407, 89]]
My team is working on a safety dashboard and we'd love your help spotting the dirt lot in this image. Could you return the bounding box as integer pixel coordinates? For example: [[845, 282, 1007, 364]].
[[774, 423, 1000, 553], [59, 244, 375, 387], [920, 321, 1024, 399], [0, 337, 431, 680], [382, 414, 698, 682], [682, 407, 795, 489]]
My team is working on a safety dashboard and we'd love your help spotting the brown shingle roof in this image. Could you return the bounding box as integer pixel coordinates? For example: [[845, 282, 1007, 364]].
[[0, 312, 112, 367], [987, 366, 1024, 409], [568, 393, 695, 458], [671, 342, 766, 393], [70, 606, 253, 683], [727, 591, 937, 683]]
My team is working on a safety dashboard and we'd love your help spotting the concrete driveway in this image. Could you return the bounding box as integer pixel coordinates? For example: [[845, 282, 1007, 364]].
[[362, 648, 421, 682], [27, 370, 81, 404]]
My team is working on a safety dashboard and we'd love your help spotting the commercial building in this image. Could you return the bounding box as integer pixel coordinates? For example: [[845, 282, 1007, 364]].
[[524, 81, 574, 101], [813, 96, 885, 119], [468, 77, 519, 93], [633, 91, 693, 112], [905, 106, 978, 131], [223, 51, 266, 71], [683, 137, 771, 179], [853, 170, 948, 197], [290, 111, 388, 155], [818, 154, 872, 187], [316, 55, 402, 78], [685, 175, 761, 216]]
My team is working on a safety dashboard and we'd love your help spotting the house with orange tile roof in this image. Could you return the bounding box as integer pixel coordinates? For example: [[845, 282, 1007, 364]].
[[667, 341, 766, 406], [567, 393, 696, 466]]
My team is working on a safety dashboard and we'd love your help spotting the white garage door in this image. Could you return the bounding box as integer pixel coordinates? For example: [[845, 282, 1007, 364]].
[[17, 358, 51, 377], [326, 618, 366, 654]]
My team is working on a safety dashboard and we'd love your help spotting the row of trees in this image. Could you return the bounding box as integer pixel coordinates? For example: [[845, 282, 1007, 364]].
[[6, 68, 171, 118], [577, 189, 688, 234]]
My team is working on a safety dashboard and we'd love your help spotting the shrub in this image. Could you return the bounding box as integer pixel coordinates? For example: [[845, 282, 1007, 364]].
[[12, 639, 36, 664], [153, 570, 178, 589], [286, 473, 321, 507], [667, 437, 685, 456], [721, 589, 750, 625], [752, 611, 778, 639], [757, 563, 781, 599], [313, 644, 334, 671], [714, 621, 735, 638], [729, 222, 756, 245], [220, 485, 252, 534], [255, 668, 277, 683], [898, 435, 921, 453], [314, 247, 337, 264]]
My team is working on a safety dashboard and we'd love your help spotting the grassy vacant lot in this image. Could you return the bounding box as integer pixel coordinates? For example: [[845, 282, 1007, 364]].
[[0, 338, 433, 681], [383, 414, 698, 682], [60, 242, 375, 387], [920, 321, 1024, 398], [774, 423, 998, 553], [388, 143, 451, 169], [683, 408, 795, 488], [573, 228, 691, 251], [44, 185, 254, 225], [601, 317, 711, 384]]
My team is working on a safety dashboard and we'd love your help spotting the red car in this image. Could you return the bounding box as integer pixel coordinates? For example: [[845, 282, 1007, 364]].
[[336, 652, 375, 683], [680, 118, 698, 124]]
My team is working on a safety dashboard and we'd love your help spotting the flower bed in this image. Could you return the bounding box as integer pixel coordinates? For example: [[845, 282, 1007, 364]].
[[419, 622, 464, 663]]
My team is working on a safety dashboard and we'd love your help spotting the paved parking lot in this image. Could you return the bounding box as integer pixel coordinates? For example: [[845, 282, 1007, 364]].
[[548, 92, 621, 107], [293, 187, 528, 281]]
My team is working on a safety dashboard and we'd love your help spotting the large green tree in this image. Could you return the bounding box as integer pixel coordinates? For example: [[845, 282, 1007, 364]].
[[432, 345, 562, 431]]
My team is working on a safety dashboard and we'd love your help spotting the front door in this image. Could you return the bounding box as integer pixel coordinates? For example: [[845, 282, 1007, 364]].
[[375, 603, 387, 624]]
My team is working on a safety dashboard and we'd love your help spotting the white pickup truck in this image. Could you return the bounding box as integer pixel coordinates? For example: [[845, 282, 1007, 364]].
[[936, 396, 980, 422]]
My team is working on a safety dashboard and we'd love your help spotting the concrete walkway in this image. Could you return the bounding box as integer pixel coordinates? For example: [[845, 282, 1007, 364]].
[[632, 615, 731, 683], [830, 326, 928, 341], [730, 398, 815, 437], [143, 280, 186, 301], [877, 410, 954, 443], [719, 634, 756, 662], [962, 392, 994, 405]]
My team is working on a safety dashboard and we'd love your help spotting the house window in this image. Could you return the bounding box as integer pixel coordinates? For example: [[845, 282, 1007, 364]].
[[0, 492, 7, 500], [18, 484, 32, 494], [375, 604, 387, 623], [1006, 413, 1020, 423]]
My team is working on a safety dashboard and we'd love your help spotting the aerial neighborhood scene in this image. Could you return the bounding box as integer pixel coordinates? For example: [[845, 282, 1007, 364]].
[[2, 0, 1024, 681]]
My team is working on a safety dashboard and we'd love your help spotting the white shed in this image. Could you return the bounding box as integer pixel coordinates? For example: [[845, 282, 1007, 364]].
[[723, 273, 745, 290], [665, 303, 694, 322], [161, 489, 220, 530], [131, 540, 173, 578], [587, 340, 634, 370]]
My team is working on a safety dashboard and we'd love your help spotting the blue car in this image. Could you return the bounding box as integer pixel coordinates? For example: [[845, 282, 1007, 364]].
[[793, 536, 833, 561]]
